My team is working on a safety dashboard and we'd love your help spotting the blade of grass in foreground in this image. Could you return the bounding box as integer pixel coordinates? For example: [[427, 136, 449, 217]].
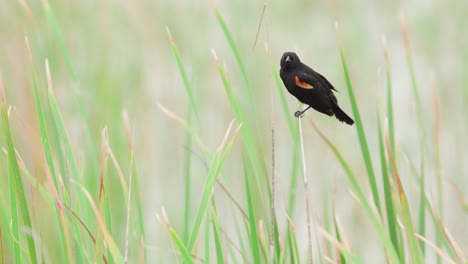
[[46, 60, 90, 261], [382, 37, 396, 155], [334, 217, 346, 264], [183, 112, 193, 243], [80, 185, 124, 263], [205, 212, 211, 264], [377, 114, 402, 261], [3, 112, 20, 262], [94, 129, 109, 263], [27, 41, 71, 262], [399, 14, 425, 141], [211, 1, 257, 119], [424, 195, 463, 262], [385, 120, 423, 263], [211, 200, 225, 264], [166, 28, 200, 125], [417, 153, 426, 255], [187, 146, 221, 252], [0, 73, 38, 264], [121, 113, 146, 263], [30, 54, 71, 262], [309, 119, 399, 263], [170, 227, 195, 264], [212, 49, 270, 213], [187, 122, 242, 252], [42, 0, 98, 192], [243, 160, 261, 264], [336, 25, 381, 215]]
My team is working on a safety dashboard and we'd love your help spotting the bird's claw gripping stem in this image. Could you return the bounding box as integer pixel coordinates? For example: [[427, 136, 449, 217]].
[[294, 110, 304, 118]]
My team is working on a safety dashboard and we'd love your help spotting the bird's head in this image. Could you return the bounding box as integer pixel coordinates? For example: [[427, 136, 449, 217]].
[[280, 52, 300, 70]]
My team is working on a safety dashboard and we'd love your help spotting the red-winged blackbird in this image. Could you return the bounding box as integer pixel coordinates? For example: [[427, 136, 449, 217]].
[[279, 51, 354, 125]]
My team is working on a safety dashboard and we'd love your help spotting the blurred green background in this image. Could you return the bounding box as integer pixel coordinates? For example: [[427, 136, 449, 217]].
[[1, 0, 468, 263]]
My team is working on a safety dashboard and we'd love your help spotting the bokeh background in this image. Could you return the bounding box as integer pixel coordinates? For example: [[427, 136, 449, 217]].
[[1, 0, 468, 263]]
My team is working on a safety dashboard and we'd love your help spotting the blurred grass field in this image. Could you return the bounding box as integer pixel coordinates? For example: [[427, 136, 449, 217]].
[[1, 0, 468, 263]]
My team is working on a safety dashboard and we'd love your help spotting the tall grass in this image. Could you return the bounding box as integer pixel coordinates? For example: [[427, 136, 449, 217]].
[[0, 1, 465, 263]]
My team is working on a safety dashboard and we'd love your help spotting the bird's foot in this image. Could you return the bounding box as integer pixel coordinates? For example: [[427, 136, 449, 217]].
[[294, 110, 304, 118]]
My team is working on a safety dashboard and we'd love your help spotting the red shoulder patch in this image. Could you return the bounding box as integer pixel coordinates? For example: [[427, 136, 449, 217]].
[[294, 76, 313, 89]]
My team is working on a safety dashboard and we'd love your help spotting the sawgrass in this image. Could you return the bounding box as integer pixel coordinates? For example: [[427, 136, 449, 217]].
[[0, 1, 466, 263]]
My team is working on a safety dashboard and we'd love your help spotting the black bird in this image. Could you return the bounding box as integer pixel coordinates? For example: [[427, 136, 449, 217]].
[[279, 51, 354, 125]]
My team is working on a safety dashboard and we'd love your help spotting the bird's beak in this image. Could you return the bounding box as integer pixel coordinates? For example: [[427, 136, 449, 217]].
[[285, 56, 291, 62]]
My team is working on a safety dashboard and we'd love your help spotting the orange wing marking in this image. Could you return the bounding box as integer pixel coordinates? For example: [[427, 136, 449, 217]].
[[294, 76, 313, 89]]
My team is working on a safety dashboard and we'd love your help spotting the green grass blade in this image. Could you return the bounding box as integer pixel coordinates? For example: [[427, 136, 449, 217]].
[[187, 150, 220, 252], [377, 114, 401, 261], [399, 16, 425, 141], [417, 154, 426, 255], [31, 61, 60, 193], [273, 218, 281, 263], [47, 66, 80, 184], [166, 29, 200, 125], [310, 120, 399, 263], [205, 213, 211, 264], [80, 185, 124, 263], [179, 112, 193, 243], [290, 224, 301, 264], [133, 173, 146, 262], [243, 160, 261, 264], [212, 50, 270, 216], [385, 122, 423, 263], [383, 41, 396, 154], [424, 195, 460, 262], [333, 217, 346, 264], [400, 195, 423, 263], [1, 74, 38, 263], [187, 123, 241, 251], [211, 2, 257, 118], [170, 227, 195, 264], [42, 0, 97, 185], [286, 228, 295, 264], [6, 150, 20, 263], [30, 56, 72, 262], [211, 201, 225, 264], [338, 42, 381, 215]]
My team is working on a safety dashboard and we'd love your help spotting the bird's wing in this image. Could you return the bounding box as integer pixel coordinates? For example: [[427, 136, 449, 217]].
[[315, 72, 339, 92]]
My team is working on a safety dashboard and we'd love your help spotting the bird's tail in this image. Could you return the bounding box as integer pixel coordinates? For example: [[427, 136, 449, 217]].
[[331, 101, 354, 125]]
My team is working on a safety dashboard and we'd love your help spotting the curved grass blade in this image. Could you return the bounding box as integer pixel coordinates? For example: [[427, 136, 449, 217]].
[[334, 217, 346, 264], [166, 28, 200, 125], [170, 228, 195, 264], [183, 112, 193, 243], [25, 42, 71, 262], [243, 160, 261, 264], [0, 73, 38, 264], [205, 212, 211, 264], [79, 185, 124, 263], [211, 201, 225, 264], [211, 1, 257, 119], [337, 28, 381, 215], [309, 119, 399, 263], [42, 0, 98, 184], [384, 120, 423, 263], [382, 37, 396, 154], [212, 49, 270, 209], [187, 122, 242, 252], [377, 114, 402, 261]]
